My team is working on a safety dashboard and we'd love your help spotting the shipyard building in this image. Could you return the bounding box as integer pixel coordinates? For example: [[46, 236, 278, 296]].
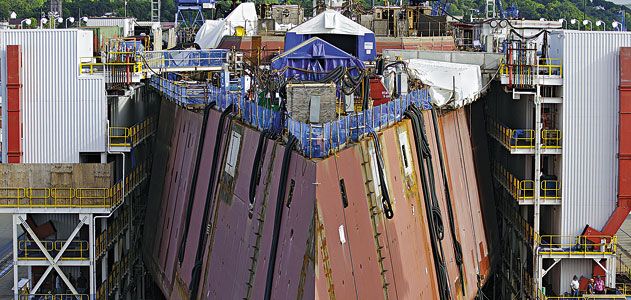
[[0, 2, 630, 300]]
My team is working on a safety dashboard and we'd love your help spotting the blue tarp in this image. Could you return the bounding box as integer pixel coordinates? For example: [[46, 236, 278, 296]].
[[270, 37, 364, 81], [284, 10, 377, 61]]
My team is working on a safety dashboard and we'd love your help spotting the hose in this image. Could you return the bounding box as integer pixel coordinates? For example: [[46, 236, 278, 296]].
[[264, 135, 298, 300], [429, 107, 465, 295], [404, 106, 451, 300], [178, 106, 212, 263], [248, 130, 271, 218], [189, 104, 234, 299], [368, 131, 394, 219]]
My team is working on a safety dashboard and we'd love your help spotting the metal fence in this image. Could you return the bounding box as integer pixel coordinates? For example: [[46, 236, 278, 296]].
[[151, 76, 431, 158], [142, 49, 229, 71]]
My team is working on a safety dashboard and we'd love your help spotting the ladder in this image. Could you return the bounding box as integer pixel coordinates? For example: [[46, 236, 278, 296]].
[[151, 0, 161, 22]]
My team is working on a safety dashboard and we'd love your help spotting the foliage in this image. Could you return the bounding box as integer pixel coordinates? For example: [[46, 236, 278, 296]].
[[0, 0, 628, 28], [448, 0, 630, 28]]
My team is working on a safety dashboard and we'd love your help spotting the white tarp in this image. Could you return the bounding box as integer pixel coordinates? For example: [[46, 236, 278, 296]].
[[288, 9, 371, 36], [406, 59, 483, 108], [195, 3, 258, 49]]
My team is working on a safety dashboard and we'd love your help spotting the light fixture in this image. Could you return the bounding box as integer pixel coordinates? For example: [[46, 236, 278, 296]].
[[10, 12, 17, 19], [570, 19, 577, 24], [613, 21, 620, 31], [20, 19, 31, 28], [57, 17, 63, 24], [558, 18, 567, 29], [596, 20, 605, 31]]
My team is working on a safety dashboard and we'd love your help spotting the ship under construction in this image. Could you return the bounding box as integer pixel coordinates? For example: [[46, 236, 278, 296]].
[[1, 1, 631, 299]]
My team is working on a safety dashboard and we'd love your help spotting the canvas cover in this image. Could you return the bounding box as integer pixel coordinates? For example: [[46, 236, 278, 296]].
[[194, 3, 257, 49], [405, 59, 483, 108], [288, 9, 372, 36]]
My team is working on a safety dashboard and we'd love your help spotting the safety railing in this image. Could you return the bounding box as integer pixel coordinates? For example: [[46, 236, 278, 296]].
[[95, 206, 130, 259], [616, 253, 631, 279], [537, 235, 617, 256], [616, 283, 631, 296], [499, 57, 563, 87], [96, 247, 138, 300], [151, 76, 432, 158], [18, 239, 88, 260], [493, 163, 561, 202], [542, 129, 562, 148], [142, 49, 229, 71], [497, 196, 538, 247], [0, 162, 147, 209], [487, 119, 562, 150], [109, 116, 157, 148], [79, 56, 143, 75], [537, 58, 563, 77], [494, 163, 533, 201], [19, 295, 89, 300], [150, 78, 215, 106]]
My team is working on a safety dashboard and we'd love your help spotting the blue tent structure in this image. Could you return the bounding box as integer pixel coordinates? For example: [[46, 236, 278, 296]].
[[284, 9, 376, 62], [271, 37, 364, 81]]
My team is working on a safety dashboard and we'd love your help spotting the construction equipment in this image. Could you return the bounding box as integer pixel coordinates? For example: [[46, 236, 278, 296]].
[[175, 0, 214, 28]]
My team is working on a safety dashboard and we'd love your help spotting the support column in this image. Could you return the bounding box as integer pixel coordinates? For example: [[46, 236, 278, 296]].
[[86, 214, 95, 300], [533, 85, 543, 295], [12, 214, 22, 300]]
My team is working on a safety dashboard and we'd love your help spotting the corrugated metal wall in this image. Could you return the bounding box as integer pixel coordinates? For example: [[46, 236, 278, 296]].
[[85, 18, 135, 37], [561, 31, 631, 238], [560, 31, 631, 293], [0, 29, 107, 163]]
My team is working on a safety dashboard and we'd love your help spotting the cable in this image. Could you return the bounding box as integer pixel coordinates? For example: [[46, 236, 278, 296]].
[[178, 106, 212, 264], [430, 107, 465, 296], [405, 106, 451, 300], [264, 135, 298, 300], [189, 104, 234, 299], [248, 129, 271, 218], [369, 131, 394, 219]]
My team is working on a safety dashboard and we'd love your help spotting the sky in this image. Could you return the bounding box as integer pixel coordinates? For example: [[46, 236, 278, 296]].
[[609, 0, 631, 4]]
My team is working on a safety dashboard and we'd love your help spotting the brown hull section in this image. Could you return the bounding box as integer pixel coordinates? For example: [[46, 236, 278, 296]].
[[143, 100, 493, 299]]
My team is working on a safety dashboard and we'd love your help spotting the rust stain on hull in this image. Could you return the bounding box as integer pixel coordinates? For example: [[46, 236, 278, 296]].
[[144, 100, 493, 300]]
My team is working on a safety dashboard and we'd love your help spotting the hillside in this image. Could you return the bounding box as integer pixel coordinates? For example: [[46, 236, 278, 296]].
[[0, 0, 629, 29], [449, 0, 629, 27]]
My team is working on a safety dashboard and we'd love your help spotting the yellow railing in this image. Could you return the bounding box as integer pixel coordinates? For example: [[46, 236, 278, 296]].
[[616, 252, 631, 279], [19, 295, 89, 300], [538, 58, 563, 77], [497, 194, 538, 247], [616, 282, 631, 296], [96, 206, 130, 258], [18, 240, 89, 260], [0, 162, 147, 209], [541, 180, 561, 200], [542, 129, 562, 149], [109, 116, 157, 148], [96, 247, 138, 300], [79, 56, 143, 75], [494, 163, 561, 201], [488, 119, 562, 150], [537, 235, 617, 255], [499, 57, 563, 78]]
